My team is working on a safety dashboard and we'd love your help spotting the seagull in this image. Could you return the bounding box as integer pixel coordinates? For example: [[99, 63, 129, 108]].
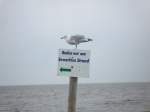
[[60, 34, 93, 48]]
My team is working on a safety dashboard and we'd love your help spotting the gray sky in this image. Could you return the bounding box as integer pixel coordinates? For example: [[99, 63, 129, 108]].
[[0, 0, 150, 85]]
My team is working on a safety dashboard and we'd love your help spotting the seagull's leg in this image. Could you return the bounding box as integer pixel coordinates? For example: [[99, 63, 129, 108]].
[[75, 44, 77, 49]]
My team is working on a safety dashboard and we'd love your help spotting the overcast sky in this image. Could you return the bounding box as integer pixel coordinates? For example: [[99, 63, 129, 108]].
[[0, 0, 150, 85]]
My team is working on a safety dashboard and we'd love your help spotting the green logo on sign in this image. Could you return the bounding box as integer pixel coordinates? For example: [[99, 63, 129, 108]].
[[60, 67, 71, 72]]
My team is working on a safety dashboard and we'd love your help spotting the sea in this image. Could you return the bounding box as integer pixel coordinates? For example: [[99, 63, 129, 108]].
[[0, 83, 150, 112]]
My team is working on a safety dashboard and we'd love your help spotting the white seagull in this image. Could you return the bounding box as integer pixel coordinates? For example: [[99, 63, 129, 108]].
[[60, 34, 93, 48]]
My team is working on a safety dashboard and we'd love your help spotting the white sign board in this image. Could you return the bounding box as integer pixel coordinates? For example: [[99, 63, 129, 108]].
[[58, 49, 90, 77]]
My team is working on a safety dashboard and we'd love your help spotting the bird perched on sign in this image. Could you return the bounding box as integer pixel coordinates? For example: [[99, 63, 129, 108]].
[[60, 34, 93, 48]]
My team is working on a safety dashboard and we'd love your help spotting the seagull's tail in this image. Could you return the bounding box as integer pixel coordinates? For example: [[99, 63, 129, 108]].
[[88, 38, 93, 41]]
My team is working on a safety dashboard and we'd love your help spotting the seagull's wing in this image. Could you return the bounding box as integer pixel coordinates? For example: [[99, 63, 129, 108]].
[[66, 39, 76, 45], [70, 35, 85, 41], [78, 38, 88, 43], [79, 38, 93, 43]]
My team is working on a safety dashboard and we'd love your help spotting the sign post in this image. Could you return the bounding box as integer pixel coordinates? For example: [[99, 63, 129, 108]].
[[58, 49, 90, 112], [68, 77, 78, 112]]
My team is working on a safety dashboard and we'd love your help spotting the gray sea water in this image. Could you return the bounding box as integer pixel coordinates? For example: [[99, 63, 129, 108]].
[[0, 83, 150, 112]]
